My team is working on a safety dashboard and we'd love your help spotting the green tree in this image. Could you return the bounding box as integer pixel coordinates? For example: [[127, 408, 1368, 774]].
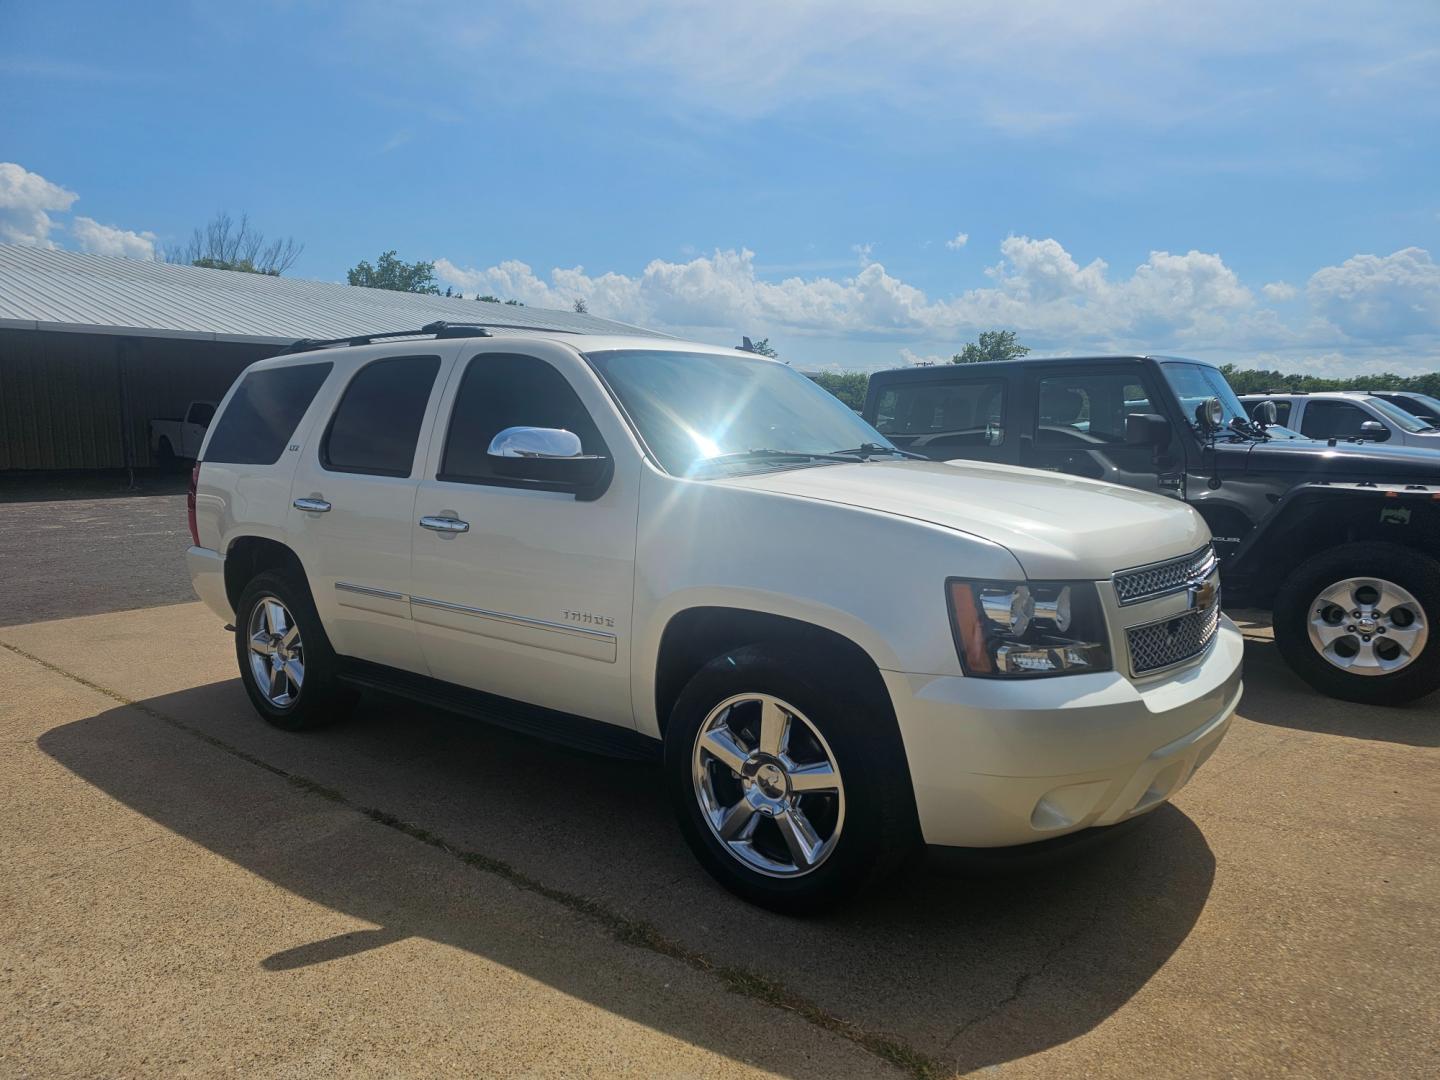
[[573, 297, 589, 314], [953, 330, 1029, 364], [165, 211, 302, 276], [740, 337, 779, 358], [807, 371, 870, 410], [346, 250, 441, 294], [476, 294, 502, 303]]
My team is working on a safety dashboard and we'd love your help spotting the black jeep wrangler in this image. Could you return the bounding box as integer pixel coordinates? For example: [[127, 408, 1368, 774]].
[[863, 355, 1440, 705]]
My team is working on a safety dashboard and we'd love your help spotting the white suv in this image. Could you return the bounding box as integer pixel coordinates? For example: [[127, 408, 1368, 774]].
[[186, 322, 1243, 911]]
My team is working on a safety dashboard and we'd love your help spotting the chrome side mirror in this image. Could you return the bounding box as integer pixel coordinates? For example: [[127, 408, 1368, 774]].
[[1357, 420, 1390, 442], [486, 426, 611, 498], [487, 426, 584, 458]]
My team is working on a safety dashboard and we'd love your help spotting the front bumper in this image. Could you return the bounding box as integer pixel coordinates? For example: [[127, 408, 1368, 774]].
[[186, 545, 233, 623], [884, 615, 1244, 848]]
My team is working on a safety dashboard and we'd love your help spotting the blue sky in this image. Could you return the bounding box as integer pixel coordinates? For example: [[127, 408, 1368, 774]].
[[3, 0, 1439, 373]]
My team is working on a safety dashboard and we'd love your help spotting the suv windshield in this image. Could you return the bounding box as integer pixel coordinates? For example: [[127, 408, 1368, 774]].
[[1363, 396, 1435, 433], [1159, 362, 1252, 433], [587, 349, 896, 476]]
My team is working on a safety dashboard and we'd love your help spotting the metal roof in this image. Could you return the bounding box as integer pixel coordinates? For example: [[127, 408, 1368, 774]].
[[0, 244, 668, 345]]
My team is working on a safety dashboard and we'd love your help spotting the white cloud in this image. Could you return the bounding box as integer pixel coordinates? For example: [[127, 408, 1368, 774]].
[[70, 216, 157, 260], [0, 162, 77, 247], [899, 348, 949, 366], [1306, 247, 1440, 339], [1262, 281, 1298, 301], [945, 231, 969, 250], [437, 238, 1440, 375]]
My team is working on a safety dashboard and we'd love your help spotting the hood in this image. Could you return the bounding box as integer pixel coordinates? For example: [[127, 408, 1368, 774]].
[[1220, 437, 1440, 481], [718, 459, 1208, 581]]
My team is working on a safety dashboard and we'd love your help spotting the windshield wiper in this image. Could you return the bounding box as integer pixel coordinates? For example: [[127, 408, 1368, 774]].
[[826, 442, 927, 460], [696, 448, 861, 469]]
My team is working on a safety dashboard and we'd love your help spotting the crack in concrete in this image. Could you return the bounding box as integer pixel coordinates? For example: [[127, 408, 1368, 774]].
[[3, 639, 947, 1080], [943, 900, 1101, 1051]]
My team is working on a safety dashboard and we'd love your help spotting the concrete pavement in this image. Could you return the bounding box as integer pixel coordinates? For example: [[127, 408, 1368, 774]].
[[2, 601, 1438, 1078]]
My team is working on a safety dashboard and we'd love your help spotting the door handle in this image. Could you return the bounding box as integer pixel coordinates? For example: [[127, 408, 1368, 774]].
[[293, 498, 332, 513], [419, 515, 470, 533]]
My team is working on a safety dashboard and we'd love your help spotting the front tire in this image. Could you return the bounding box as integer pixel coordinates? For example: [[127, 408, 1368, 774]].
[[1273, 542, 1440, 705], [663, 644, 917, 914], [234, 570, 352, 730]]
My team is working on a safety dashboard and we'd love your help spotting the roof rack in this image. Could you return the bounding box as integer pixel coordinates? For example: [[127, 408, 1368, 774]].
[[281, 320, 580, 355]]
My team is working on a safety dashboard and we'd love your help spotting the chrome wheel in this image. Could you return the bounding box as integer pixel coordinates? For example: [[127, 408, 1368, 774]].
[[1308, 576, 1428, 676], [247, 595, 305, 707], [691, 693, 845, 878]]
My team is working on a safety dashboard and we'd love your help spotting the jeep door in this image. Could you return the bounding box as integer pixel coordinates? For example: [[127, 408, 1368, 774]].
[[1019, 364, 1180, 493], [288, 351, 451, 674], [409, 343, 639, 730]]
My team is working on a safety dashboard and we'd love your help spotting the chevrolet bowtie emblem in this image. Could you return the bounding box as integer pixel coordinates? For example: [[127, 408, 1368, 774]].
[[1188, 575, 1218, 611]]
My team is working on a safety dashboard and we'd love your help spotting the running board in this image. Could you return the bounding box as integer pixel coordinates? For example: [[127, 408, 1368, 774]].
[[335, 658, 660, 762]]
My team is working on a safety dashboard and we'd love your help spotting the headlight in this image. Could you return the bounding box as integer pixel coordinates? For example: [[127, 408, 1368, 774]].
[[947, 579, 1111, 677]]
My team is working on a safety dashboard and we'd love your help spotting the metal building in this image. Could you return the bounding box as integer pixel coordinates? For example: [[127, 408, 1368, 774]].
[[0, 245, 663, 472]]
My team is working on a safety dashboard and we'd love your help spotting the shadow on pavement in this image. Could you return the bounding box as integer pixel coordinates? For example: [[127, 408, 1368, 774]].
[[1238, 637, 1440, 748], [41, 683, 1217, 1075], [0, 468, 188, 503]]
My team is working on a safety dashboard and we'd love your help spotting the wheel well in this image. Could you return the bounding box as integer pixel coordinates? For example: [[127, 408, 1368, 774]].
[[653, 607, 891, 735], [224, 536, 307, 612], [1245, 496, 1440, 607]]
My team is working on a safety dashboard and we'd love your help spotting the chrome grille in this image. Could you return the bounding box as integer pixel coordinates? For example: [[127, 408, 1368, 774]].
[[1113, 544, 1217, 605], [1126, 590, 1222, 675]]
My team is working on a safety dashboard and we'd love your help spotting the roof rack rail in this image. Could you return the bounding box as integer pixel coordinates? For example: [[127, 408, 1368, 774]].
[[281, 320, 581, 355], [1255, 388, 1308, 395]]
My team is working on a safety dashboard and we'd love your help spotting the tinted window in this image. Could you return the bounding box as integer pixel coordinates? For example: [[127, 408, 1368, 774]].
[[440, 353, 605, 486], [205, 362, 332, 465], [1036, 372, 1153, 446], [1300, 401, 1372, 439], [873, 380, 1006, 448], [187, 402, 215, 427], [322, 355, 440, 477]]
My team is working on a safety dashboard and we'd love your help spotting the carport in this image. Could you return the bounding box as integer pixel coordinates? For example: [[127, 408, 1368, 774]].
[[0, 245, 662, 473]]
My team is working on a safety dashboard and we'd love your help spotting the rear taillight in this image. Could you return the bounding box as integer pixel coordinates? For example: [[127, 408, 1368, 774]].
[[187, 461, 201, 547]]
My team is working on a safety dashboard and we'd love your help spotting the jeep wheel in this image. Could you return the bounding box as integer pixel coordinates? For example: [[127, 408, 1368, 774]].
[[234, 570, 353, 730], [1274, 542, 1440, 706], [664, 645, 917, 913]]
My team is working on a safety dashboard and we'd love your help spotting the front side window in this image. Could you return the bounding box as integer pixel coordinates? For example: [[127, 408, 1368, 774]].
[[873, 380, 1005, 447], [205, 362, 333, 465], [1036, 372, 1153, 446], [440, 353, 606, 486], [322, 355, 440, 477], [187, 402, 215, 427], [1300, 401, 1374, 439], [587, 349, 893, 476]]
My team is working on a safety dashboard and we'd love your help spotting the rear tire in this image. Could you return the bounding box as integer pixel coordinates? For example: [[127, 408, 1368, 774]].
[[1273, 542, 1440, 706], [234, 570, 353, 730], [155, 438, 177, 471], [663, 644, 918, 914]]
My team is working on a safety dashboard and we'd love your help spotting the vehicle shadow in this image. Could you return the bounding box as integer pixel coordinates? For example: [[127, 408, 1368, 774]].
[[1238, 636, 1440, 748], [40, 683, 1218, 1075]]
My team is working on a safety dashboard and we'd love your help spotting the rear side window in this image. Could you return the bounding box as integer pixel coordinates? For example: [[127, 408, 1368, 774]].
[[1037, 373, 1153, 445], [440, 353, 605, 487], [187, 402, 215, 427], [204, 362, 332, 466], [322, 355, 441, 477], [872, 380, 1006, 447]]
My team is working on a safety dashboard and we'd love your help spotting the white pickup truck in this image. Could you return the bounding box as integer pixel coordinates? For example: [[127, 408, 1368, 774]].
[[149, 400, 216, 464], [184, 322, 1243, 911]]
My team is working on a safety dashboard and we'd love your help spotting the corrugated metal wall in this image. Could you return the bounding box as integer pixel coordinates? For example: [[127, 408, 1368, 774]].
[[0, 329, 269, 470]]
